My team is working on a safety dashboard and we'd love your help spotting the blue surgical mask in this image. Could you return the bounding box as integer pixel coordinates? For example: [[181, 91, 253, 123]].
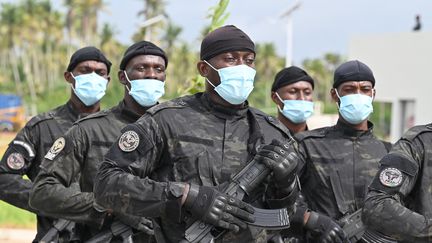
[[70, 72, 108, 106], [124, 71, 165, 107], [275, 92, 314, 124], [204, 60, 256, 105], [335, 90, 373, 125]]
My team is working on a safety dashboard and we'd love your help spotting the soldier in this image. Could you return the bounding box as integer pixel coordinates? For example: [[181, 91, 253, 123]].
[[271, 66, 315, 134], [93, 25, 300, 243], [362, 124, 432, 242], [0, 46, 111, 242], [29, 41, 167, 242], [291, 60, 392, 242]]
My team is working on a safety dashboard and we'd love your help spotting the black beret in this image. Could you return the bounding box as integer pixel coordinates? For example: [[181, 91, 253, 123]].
[[333, 60, 375, 88], [66, 46, 112, 74], [271, 66, 314, 91], [200, 25, 255, 61], [120, 41, 168, 70]]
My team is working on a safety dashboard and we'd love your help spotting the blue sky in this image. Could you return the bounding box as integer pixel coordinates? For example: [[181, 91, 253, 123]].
[[3, 0, 432, 64], [99, 0, 432, 64]]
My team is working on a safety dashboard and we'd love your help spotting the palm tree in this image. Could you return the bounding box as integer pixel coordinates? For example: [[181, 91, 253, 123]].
[[162, 21, 182, 57], [253, 43, 284, 108], [133, 0, 167, 43]]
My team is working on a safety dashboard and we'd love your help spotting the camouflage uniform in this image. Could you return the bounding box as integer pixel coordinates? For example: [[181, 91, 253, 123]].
[[363, 124, 432, 242], [29, 101, 152, 242], [0, 102, 82, 242], [293, 120, 390, 241], [94, 92, 299, 243]]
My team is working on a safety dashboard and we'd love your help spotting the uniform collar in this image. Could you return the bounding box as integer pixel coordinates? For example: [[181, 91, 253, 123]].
[[118, 100, 143, 122], [65, 100, 82, 120], [200, 92, 248, 119], [334, 119, 374, 138]]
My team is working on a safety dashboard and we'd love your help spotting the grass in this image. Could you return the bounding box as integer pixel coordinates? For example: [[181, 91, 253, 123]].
[[0, 132, 36, 229]]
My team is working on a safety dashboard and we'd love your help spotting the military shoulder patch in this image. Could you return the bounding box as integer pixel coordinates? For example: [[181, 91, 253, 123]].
[[118, 130, 140, 152], [379, 167, 403, 187], [7, 153, 25, 170], [45, 137, 66, 160]]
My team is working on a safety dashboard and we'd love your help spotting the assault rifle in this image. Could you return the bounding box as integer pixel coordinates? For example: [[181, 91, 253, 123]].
[[339, 209, 397, 243], [181, 156, 291, 243], [40, 219, 75, 243], [338, 209, 365, 242], [85, 221, 133, 243]]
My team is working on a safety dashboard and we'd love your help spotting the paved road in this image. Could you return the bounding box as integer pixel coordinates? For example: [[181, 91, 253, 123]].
[[0, 228, 35, 243]]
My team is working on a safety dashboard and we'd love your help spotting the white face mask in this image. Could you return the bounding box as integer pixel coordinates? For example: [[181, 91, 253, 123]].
[[335, 89, 374, 124], [204, 60, 256, 105], [275, 92, 314, 124], [123, 71, 165, 107], [70, 72, 108, 106]]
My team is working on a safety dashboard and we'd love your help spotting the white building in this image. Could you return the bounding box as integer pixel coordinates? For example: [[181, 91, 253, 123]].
[[349, 31, 432, 142]]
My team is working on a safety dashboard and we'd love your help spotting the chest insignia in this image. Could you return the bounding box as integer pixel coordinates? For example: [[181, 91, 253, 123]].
[[45, 137, 66, 160]]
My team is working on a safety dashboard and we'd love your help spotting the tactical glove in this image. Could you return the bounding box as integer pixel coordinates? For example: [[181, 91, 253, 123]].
[[116, 213, 154, 235], [305, 211, 350, 243], [255, 139, 298, 191], [183, 184, 255, 232]]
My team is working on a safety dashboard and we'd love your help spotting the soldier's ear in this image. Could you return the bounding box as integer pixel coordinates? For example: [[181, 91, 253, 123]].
[[330, 88, 339, 103], [197, 61, 209, 77], [271, 92, 280, 105], [64, 72, 74, 85], [118, 70, 128, 85]]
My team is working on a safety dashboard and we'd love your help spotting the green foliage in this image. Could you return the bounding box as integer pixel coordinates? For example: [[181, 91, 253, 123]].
[[181, 0, 231, 95], [369, 102, 392, 140], [0, 199, 36, 228], [207, 0, 230, 33]]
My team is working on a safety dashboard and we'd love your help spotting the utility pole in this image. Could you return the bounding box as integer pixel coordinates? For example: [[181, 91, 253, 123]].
[[140, 14, 166, 42], [280, 0, 302, 67]]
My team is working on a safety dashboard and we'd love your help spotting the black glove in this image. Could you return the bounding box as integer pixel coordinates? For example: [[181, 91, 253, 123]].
[[183, 184, 255, 232], [255, 139, 298, 190], [116, 213, 154, 236], [305, 211, 350, 243]]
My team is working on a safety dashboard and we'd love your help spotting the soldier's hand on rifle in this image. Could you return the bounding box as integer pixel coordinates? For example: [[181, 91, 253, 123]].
[[134, 217, 154, 235], [183, 183, 255, 232], [115, 213, 154, 235], [256, 139, 298, 192], [305, 211, 350, 243]]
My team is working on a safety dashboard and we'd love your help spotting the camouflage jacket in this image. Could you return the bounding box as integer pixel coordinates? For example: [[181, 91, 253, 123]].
[[94, 92, 299, 243], [30, 101, 152, 242], [295, 120, 389, 220], [0, 101, 81, 242], [363, 124, 432, 242]]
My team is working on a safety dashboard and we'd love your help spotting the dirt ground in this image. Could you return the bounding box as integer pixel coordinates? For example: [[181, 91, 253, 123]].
[[0, 228, 36, 243]]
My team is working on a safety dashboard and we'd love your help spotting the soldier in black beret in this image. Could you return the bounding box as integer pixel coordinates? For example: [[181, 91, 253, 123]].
[[29, 41, 168, 242], [290, 60, 393, 243], [94, 25, 301, 243], [0, 46, 111, 242], [271, 66, 315, 134]]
